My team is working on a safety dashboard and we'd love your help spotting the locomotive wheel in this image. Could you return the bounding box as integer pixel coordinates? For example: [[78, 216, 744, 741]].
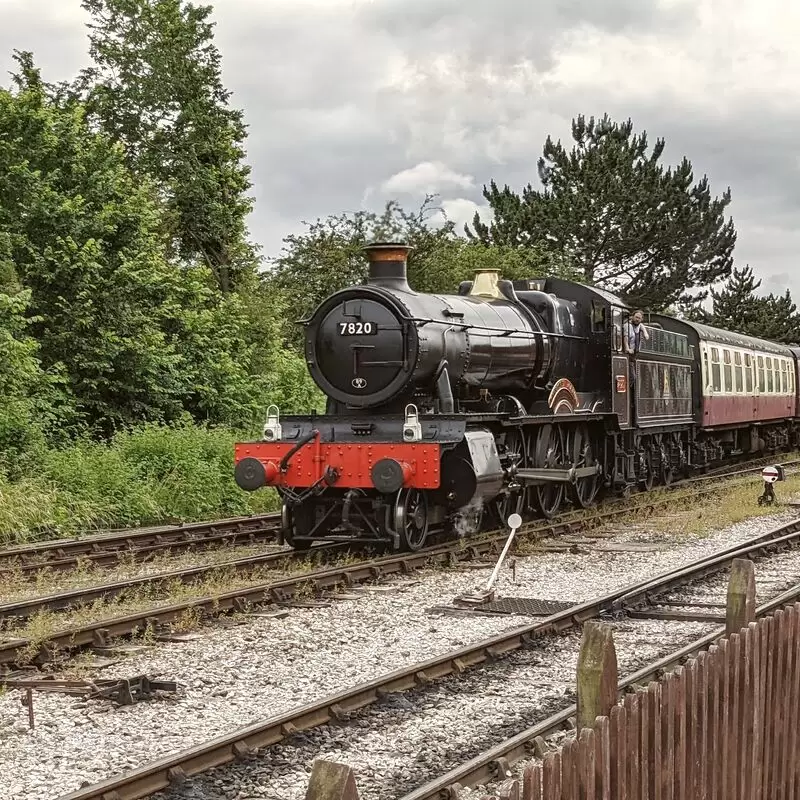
[[394, 488, 429, 551], [532, 424, 564, 519], [567, 425, 601, 508], [638, 448, 655, 492], [281, 502, 313, 553], [493, 427, 527, 525], [660, 441, 674, 486]]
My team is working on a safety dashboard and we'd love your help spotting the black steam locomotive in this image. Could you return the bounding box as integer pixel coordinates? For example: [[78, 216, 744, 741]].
[[234, 243, 798, 550]]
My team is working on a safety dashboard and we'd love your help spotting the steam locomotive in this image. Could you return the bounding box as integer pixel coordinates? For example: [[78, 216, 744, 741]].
[[234, 243, 799, 551]]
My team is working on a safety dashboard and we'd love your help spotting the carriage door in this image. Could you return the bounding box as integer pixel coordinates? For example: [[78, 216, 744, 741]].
[[611, 307, 630, 427]]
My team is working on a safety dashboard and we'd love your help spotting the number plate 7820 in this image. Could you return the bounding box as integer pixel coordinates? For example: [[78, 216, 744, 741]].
[[338, 321, 377, 336]]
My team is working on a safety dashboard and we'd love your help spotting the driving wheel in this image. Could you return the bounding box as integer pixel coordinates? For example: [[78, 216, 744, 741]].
[[394, 488, 429, 551]]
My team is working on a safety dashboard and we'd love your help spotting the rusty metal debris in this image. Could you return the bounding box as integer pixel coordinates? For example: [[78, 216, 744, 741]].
[[3, 674, 180, 705]]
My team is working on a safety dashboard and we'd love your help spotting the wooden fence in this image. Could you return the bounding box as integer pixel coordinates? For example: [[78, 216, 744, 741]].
[[517, 601, 800, 800], [304, 560, 800, 800]]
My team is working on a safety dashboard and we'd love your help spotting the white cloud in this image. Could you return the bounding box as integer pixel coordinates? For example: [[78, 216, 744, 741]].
[[2, 0, 800, 300], [381, 161, 475, 195], [441, 198, 491, 230]]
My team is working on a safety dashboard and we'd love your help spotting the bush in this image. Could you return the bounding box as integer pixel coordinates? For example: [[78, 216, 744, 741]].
[[0, 422, 279, 544]]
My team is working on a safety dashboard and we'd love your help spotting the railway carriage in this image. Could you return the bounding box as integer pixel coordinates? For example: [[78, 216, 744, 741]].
[[234, 243, 800, 551]]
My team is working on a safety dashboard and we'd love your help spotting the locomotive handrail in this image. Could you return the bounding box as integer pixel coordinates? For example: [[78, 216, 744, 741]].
[[412, 316, 589, 341]]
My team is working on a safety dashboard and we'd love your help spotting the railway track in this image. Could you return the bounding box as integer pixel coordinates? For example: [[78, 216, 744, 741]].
[[57, 512, 800, 800], [0, 513, 281, 576], [1, 460, 793, 669], [1, 452, 793, 581], [2, 455, 797, 671]]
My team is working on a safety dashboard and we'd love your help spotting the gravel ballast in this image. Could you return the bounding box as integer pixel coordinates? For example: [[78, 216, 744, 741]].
[[2, 509, 799, 800]]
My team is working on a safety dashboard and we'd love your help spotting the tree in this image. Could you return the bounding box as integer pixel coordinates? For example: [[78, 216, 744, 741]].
[[706, 265, 763, 333], [0, 54, 279, 435], [752, 291, 800, 344], [268, 197, 577, 347], [705, 265, 800, 344], [80, 0, 255, 293], [468, 114, 737, 311]]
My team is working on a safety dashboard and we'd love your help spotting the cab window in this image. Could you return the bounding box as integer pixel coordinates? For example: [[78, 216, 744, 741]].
[[611, 308, 623, 352], [591, 302, 607, 332]]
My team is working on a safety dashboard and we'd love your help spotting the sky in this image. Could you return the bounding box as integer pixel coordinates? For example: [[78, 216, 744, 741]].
[[1, 0, 799, 300]]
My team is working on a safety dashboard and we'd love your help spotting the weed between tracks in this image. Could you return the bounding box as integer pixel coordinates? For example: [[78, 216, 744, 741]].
[[1, 548, 369, 664], [0, 540, 289, 601], [646, 473, 800, 536]]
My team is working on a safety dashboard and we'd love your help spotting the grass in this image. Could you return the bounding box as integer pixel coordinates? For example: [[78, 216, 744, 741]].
[[0, 422, 279, 546], [646, 473, 800, 537]]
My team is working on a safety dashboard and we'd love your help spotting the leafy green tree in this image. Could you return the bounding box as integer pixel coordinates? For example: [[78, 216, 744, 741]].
[[269, 197, 577, 346], [468, 114, 737, 311], [0, 54, 281, 435], [0, 286, 47, 474], [80, 0, 255, 293], [1, 56, 180, 434]]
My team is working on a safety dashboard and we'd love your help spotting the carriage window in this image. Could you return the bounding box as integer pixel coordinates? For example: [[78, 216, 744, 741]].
[[711, 348, 722, 392], [782, 362, 788, 393], [721, 349, 732, 392], [734, 363, 743, 393], [767, 358, 774, 393], [745, 362, 753, 393], [779, 362, 786, 393], [758, 356, 765, 393]]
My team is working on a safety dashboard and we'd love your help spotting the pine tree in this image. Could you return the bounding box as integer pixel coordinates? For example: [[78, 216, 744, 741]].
[[468, 114, 737, 311], [708, 265, 762, 333]]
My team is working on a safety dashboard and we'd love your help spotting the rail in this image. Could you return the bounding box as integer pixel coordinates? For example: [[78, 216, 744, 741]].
[[57, 513, 800, 800], [0, 513, 281, 575]]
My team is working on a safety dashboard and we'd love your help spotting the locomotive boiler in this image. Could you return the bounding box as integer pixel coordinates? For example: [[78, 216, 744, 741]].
[[304, 243, 576, 413]]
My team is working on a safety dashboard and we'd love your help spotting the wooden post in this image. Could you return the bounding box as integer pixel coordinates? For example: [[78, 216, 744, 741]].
[[576, 621, 618, 732], [726, 558, 756, 636], [304, 759, 360, 800]]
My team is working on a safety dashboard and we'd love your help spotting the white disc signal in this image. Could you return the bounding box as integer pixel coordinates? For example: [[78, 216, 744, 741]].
[[762, 466, 779, 484]]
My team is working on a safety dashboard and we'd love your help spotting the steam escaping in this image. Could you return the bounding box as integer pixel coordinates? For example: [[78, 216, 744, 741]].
[[452, 497, 485, 538]]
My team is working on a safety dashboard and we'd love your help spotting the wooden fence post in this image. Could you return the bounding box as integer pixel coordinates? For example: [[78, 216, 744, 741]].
[[304, 759, 361, 800], [726, 558, 756, 635], [576, 621, 618, 732]]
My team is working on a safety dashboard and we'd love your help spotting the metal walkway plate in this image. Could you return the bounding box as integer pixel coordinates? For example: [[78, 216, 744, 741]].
[[480, 597, 576, 616]]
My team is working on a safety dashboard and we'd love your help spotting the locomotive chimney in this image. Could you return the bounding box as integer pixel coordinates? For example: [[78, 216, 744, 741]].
[[362, 242, 412, 291]]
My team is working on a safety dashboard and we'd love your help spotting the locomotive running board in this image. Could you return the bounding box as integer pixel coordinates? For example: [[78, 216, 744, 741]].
[[515, 465, 603, 484]]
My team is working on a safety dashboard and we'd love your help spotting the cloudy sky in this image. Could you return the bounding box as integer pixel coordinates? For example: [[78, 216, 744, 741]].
[[1, 0, 798, 299]]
